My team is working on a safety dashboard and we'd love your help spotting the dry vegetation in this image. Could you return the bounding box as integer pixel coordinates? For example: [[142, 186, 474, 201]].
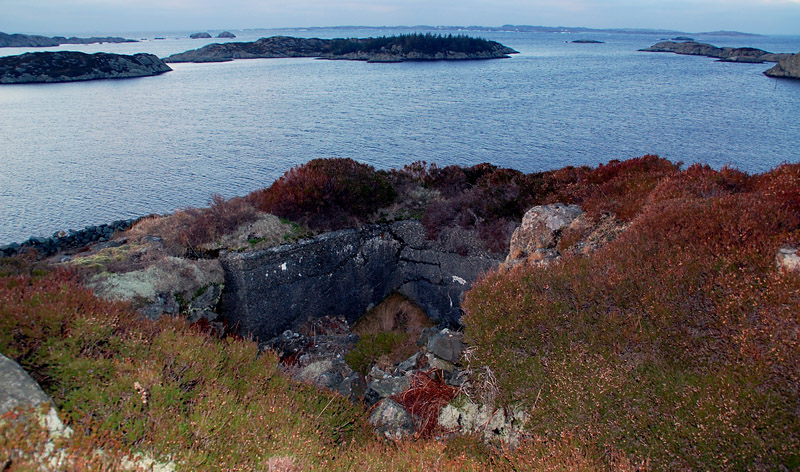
[[2, 156, 798, 471], [464, 161, 800, 470]]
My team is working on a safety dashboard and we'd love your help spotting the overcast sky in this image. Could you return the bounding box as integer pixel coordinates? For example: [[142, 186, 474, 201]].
[[2, 0, 799, 36]]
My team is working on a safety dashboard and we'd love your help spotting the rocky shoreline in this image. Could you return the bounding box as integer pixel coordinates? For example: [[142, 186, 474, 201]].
[[163, 34, 518, 63], [0, 51, 172, 84], [0, 218, 138, 258]]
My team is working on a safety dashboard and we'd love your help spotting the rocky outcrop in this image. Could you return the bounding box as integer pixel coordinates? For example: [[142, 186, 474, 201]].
[[505, 204, 628, 267], [0, 353, 71, 439], [0, 51, 172, 84], [572, 39, 604, 44], [505, 204, 584, 265], [639, 41, 791, 64], [764, 52, 800, 80], [220, 220, 501, 341], [189, 32, 212, 39], [164, 35, 518, 63], [86, 254, 225, 323], [0, 31, 136, 48], [217, 31, 236, 39]]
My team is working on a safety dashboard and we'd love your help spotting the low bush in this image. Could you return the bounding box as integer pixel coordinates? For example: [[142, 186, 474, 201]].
[[249, 158, 396, 231], [463, 162, 800, 469]]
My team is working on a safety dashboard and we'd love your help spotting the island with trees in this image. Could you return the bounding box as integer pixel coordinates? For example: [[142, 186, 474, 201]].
[[164, 33, 519, 63]]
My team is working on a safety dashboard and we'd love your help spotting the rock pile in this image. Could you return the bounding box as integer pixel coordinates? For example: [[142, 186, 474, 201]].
[[0, 218, 136, 258], [264, 317, 528, 442]]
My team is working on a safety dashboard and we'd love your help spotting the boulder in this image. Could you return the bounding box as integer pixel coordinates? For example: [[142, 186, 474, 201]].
[[0, 353, 71, 438], [438, 396, 528, 446], [764, 52, 800, 80], [217, 31, 236, 39], [86, 256, 224, 320], [506, 204, 583, 264], [189, 32, 212, 39], [369, 399, 415, 440], [776, 246, 800, 273], [426, 328, 464, 364]]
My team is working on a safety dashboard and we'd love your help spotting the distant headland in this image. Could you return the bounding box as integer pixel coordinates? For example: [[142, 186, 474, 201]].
[[0, 31, 137, 48], [164, 34, 519, 63]]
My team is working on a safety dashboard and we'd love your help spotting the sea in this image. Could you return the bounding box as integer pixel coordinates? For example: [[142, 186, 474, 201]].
[[1, 26, 799, 244]]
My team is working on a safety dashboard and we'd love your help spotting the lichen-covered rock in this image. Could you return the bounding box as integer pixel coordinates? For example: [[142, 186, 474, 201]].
[[0, 353, 71, 439], [86, 256, 224, 320], [776, 246, 800, 273], [369, 399, 415, 440], [506, 204, 583, 264], [438, 396, 528, 446]]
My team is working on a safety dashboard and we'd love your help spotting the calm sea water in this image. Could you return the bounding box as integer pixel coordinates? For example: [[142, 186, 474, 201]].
[[1, 27, 799, 244]]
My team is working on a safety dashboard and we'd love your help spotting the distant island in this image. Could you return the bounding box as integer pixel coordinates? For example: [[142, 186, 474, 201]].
[[0, 51, 172, 84], [639, 40, 790, 63], [640, 41, 800, 80], [0, 31, 137, 48], [572, 39, 604, 44], [164, 34, 519, 63]]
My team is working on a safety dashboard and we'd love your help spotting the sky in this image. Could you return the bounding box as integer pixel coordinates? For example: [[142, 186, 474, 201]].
[[2, 0, 799, 36]]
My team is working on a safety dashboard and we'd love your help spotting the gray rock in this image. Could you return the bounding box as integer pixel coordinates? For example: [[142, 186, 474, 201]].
[[217, 31, 236, 39], [506, 204, 583, 264], [0, 354, 71, 438], [366, 375, 411, 401], [776, 246, 800, 273], [369, 399, 415, 440], [337, 372, 367, 401], [426, 329, 464, 364], [189, 32, 212, 39], [396, 352, 424, 375], [764, 52, 800, 80], [189, 284, 221, 312], [219, 221, 501, 341], [438, 396, 528, 446], [0, 51, 171, 84], [140, 292, 180, 320]]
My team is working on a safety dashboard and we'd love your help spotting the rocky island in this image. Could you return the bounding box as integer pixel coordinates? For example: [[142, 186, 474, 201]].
[[639, 40, 790, 63], [0, 51, 172, 84], [164, 33, 519, 63], [764, 52, 800, 79], [0, 31, 137, 48]]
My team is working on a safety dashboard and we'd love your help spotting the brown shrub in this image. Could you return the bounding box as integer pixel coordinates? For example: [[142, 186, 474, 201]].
[[463, 162, 800, 469], [125, 194, 258, 255], [394, 371, 458, 439], [249, 158, 396, 231]]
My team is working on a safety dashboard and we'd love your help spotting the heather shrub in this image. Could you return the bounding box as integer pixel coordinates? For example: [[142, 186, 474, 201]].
[[250, 158, 396, 231], [123, 194, 259, 256], [463, 163, 800, 469], [419, 163, 541, 253], [541, 154, 680, 220]]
